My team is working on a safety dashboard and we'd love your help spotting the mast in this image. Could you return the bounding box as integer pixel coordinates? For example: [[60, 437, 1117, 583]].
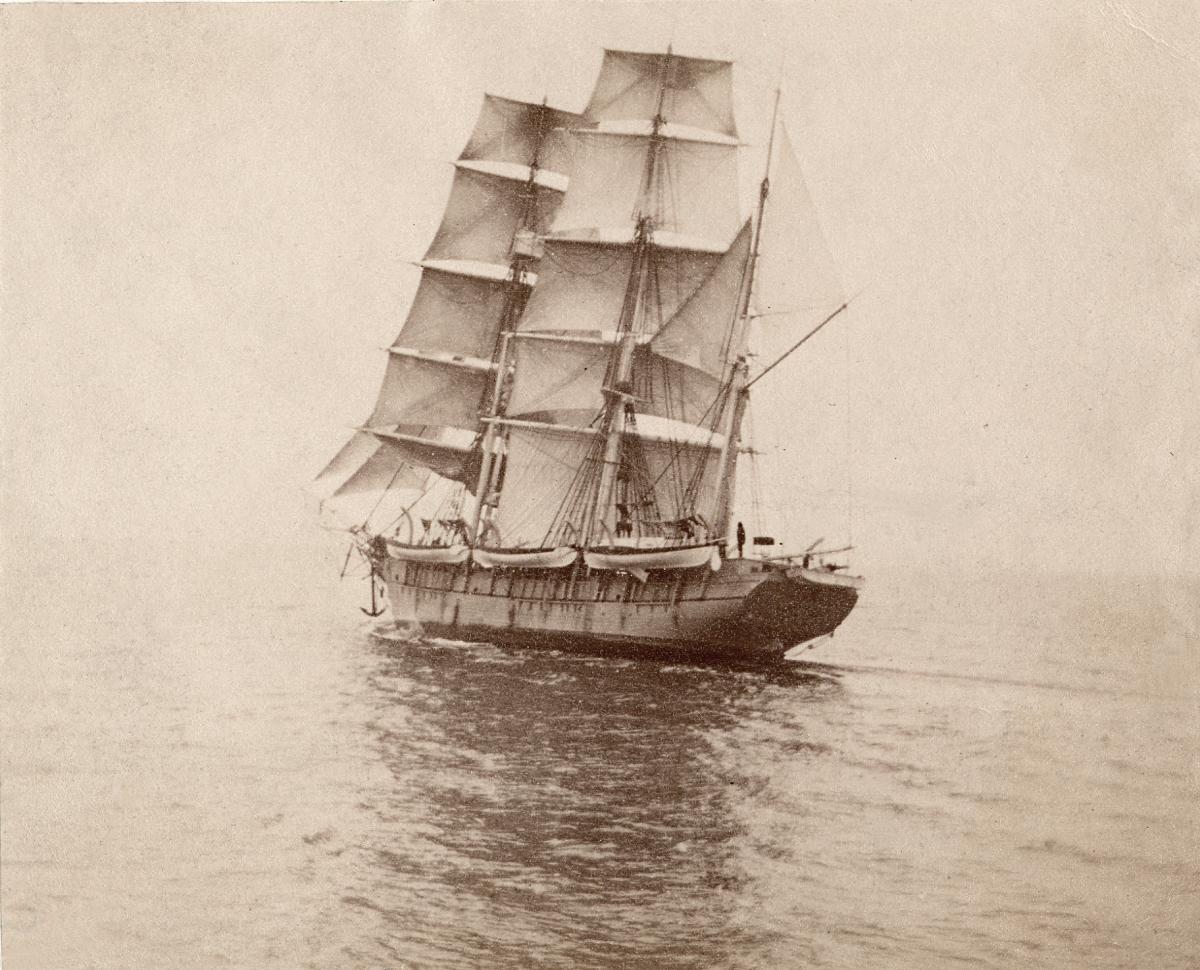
[[713, 86, 782, 542], [318, 94, 580, 526], [471, 99, 558, 543], [587, 49, 673, 546], [485, 49, 745, 550]]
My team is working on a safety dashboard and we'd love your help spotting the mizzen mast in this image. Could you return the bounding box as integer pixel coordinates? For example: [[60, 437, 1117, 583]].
[[713, 85, 783, 540]]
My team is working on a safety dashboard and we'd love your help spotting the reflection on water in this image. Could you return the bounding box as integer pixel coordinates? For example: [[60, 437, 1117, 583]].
[[312, 605, 1199, 970], [3, 563, 1197, 969], [343, 636, 842, 969]]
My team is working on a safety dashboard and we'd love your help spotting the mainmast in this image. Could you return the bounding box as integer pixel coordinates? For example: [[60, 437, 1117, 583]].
[[587, 50, 675, 546], [478, 49, 746, 551]]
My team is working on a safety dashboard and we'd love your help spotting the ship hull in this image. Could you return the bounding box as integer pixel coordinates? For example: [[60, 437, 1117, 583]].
[[378, 555, 859, 664]]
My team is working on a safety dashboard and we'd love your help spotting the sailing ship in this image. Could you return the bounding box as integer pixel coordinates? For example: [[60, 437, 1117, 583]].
[[315, 48, 862, 663]]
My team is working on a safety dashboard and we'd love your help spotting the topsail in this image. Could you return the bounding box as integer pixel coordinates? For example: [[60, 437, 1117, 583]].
[[320, 47, 840, 556], [319, 93, 581, 519], [584, 49, 739, 140], [482, 49, 752, 547], [314, 46, 863, 663]]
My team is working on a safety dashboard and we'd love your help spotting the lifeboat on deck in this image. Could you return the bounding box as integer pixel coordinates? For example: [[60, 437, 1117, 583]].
[[384, 541, 470, 564], [583, 542, 722, 573], [471, 546, 579, 569]]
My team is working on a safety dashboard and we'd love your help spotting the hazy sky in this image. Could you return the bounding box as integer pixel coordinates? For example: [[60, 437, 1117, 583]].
[[3, 0, 1197, 583]]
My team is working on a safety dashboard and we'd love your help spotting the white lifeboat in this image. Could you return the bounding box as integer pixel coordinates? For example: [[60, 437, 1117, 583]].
[[384, 541, 470, 564], [471, 546, 579, 569], [583, 543, 721, 573]]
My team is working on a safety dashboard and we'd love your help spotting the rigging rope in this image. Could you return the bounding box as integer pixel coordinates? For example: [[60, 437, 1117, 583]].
[[358, 456, 415, 532]]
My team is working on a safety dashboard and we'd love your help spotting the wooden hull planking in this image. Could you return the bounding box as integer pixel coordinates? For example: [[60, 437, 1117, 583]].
[[379, 556, 859, 663]]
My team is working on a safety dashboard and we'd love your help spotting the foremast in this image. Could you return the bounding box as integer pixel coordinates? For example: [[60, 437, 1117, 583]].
[[316, 94, 580, 528], [470, 98, 564, 541]]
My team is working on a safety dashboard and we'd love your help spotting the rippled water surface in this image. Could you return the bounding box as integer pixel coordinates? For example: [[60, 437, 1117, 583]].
[[3, 549, 1197, 968]]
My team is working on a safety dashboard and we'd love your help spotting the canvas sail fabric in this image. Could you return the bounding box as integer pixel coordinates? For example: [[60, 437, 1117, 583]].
[[366, 428, 478, 486], [651, 219, 753, 381], [506, 334, 612, 420], [638, 431, 722, 534], [368, 351, 488, 431], [504, 332, 724, 431], [584, 49, 738, 140], [319, 348, 489, 501], [317, 94, 574, 500], [392, 266, 509, 359], [459, 94, 581, 179], [313, 430, 428, 499], [490, 424, 594, 547], [333, 435, 436, 495], [517, 239, 720, 337], [754, 123, 846, 324], [550, 130, 739, 248], [491, 421, 723, 547], [423, 166, 563, 267], [631, 349, 726, 431], [507, 220, 751, 431], [312, 431, 430, 530]]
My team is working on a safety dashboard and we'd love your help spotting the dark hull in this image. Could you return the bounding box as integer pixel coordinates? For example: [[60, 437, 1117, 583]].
[[380, 555, 860, 665]]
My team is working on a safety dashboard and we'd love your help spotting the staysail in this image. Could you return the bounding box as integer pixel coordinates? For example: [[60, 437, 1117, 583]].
[[754, 123, 846, 324]]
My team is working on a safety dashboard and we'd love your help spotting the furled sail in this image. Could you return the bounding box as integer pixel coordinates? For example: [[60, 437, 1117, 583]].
[[584, 49, 738, 140]]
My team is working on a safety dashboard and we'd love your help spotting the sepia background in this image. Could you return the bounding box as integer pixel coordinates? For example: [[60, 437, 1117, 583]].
[[2, 2, 1197, 968], [3, 0, 1197, 582]]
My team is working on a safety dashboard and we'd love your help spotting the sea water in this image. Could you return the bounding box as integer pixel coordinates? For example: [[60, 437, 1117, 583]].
[[2, 544, 1196, 968]]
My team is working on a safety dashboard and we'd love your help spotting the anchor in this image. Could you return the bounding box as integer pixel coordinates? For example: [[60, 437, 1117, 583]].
[[343, 538, 387, 618], [360, 565, 386, 617]]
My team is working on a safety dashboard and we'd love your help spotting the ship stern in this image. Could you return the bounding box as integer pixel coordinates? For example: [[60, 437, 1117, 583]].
[[738, 568, 861, 652]]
